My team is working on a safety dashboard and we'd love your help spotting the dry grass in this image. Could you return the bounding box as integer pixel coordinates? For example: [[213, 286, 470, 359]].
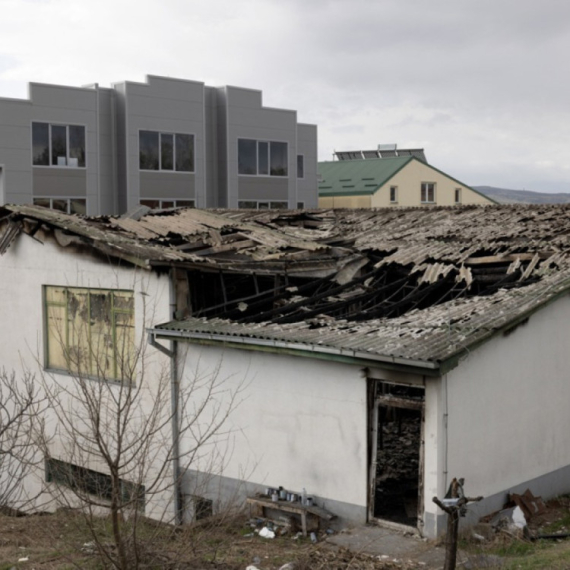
[[0, 510, 423, 569]]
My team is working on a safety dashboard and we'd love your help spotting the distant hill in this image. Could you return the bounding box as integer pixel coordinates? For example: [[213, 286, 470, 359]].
[[474, 186, 570, 205]]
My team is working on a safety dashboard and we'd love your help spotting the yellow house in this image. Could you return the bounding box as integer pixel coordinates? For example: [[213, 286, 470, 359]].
[[318, 156, 494, 208]]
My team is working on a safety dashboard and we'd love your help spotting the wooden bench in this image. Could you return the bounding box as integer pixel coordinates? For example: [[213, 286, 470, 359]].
[[246, 496, 336, 537]]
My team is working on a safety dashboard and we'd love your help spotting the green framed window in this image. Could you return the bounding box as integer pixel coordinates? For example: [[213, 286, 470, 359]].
[[44, 286, 135, 381]]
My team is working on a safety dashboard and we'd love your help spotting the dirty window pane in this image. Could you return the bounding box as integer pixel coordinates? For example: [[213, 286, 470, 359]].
[[114, 311, 135, 380], [44, 286, 134, 382], [175, 134, 194, 172], [176, 200, 195, 208], [90, 292, 114, 379], [66, 289, 90, 375], [270, 142, 287, 176], [238, 139, 257, 175], [32, 122, 49, 166], [270, 201, 287, 209], [33, 198, 51, 209], [46, 304, 67, 370]]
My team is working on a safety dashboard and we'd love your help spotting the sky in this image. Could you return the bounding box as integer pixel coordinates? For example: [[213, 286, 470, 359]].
[[1, 0, 569, 193]]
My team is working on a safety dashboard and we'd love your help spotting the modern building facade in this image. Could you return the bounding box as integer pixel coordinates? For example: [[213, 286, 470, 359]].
[[0, 75, 318, 215]]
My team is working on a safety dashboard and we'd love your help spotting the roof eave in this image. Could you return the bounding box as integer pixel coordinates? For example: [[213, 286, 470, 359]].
[[148, 326, 442, 376]]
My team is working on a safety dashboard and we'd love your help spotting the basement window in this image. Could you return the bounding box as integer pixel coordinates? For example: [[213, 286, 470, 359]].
[[46, 458, 145, 509]]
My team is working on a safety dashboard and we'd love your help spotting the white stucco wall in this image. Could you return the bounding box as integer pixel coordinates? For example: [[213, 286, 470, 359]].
[[177, 344, 369, 518], [0, 230, 172, 517], [445, 294, 570, 503]]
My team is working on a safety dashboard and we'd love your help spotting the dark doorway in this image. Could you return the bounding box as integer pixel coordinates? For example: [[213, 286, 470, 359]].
[[369, 382, 424, 529]]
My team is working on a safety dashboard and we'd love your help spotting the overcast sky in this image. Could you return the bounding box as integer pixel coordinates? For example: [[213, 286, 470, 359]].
[[1, 0, 569, 192]]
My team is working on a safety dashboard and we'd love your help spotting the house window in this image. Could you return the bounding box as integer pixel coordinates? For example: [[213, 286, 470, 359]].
[[421, 182, 435, 203], [297, 155, 304, 178], [140, 199, 195, 209], [238, 200, 288, 210], [33, 197, 86, 215], [390, 186, 398, 203], [455, 188, 462, 204], [139, 131, 194, 172], [46, 458, 144, 509], [238, 139, 288, 177], [44, 286, 134, 381], [32, 122, 86, 167], [297, 202, 305, 209]]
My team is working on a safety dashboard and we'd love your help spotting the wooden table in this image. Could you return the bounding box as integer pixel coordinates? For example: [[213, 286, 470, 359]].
[[246, 496, 336, 537]]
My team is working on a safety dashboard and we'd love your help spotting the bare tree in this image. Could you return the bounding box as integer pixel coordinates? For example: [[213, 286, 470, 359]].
[[0, 368, 44, 511], [35, 285, 245, 570]]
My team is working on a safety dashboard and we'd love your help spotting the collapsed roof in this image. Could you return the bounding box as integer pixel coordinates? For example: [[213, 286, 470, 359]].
[[2, 203, 570, 371]]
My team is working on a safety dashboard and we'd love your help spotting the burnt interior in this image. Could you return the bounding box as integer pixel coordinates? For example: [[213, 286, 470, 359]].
[[372, 383, 424, 527], [188, 254, 541, 324]]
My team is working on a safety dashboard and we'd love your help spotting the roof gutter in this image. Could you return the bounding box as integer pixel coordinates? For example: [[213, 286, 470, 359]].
[[147, 327, 440, 375]]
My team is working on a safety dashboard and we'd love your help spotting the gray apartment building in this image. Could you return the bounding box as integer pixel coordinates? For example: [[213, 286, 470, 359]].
[[0, 75, 317, 215]]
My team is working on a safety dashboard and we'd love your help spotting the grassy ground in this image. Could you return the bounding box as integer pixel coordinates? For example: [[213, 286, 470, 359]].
[[0, 509, 420, 569]]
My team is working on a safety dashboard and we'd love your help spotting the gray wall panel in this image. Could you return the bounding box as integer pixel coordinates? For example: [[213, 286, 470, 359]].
[[238, 177, 288, 200], [225, 87, 262, 109], [140, 172, 195, 199], [33, 168, 87, 196]]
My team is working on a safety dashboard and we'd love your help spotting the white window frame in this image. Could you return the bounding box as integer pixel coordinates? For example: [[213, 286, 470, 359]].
[[237, 138, 289, 178], [421, 182, 436, 204], [31, 122, 87, 169], [389, 186, 398, 204], [138, 130, 195, 173]]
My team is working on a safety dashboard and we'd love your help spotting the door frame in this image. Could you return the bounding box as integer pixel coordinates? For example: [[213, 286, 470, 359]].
[[368, 388, 425, 534]]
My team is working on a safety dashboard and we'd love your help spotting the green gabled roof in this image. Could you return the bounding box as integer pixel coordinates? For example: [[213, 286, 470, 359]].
[[318, 156, 413, 197], [318, 156, 496, 204]]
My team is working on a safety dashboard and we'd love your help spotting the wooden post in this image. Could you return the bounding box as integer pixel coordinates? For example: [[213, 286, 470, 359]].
[[433, 478, 483, 570]]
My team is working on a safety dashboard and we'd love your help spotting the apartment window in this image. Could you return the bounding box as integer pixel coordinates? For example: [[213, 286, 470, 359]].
[[139, 131, 194, 172], [421, 182, 435, 203], [44, 286, 134, 381], [32, 122, 85, 167], [238, 200, 288, 209], [238, 139, 288, 177], [455, 188, 462, 204], [297, 155, 304, 178], [33, 197, 86, 215], [140, 199, 195, 209], [46, 458, 144, 508], [390, 186, 398, 203]]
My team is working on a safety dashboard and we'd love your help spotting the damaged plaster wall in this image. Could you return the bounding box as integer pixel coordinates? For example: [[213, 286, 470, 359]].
[[177, 343, 369, 524], [0, 230, 173, 518], [444, 292, 570, 528]]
